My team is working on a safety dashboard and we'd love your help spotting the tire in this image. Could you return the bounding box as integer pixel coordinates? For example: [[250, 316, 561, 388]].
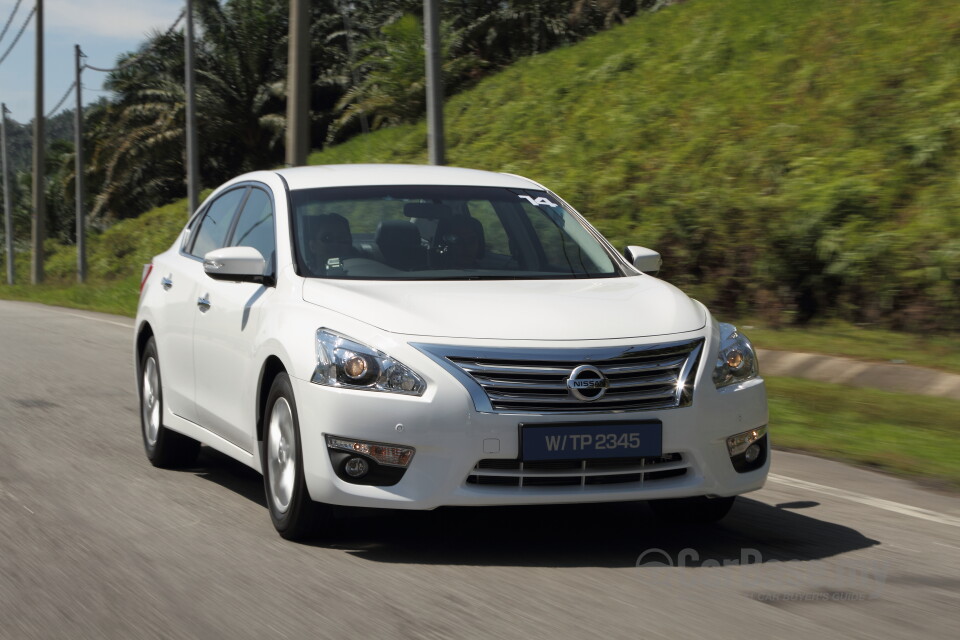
[[262, 373, 327, 540], [648, 496, 736, 524], [139, 337, 200, 468]]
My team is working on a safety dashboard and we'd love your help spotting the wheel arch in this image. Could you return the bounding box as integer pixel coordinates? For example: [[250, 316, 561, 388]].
[[135, 321, 155, 372], [257, 356, 288, 444]]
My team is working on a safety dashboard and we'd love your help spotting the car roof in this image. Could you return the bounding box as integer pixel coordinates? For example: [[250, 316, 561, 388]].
[[274, 164, 544, 191]]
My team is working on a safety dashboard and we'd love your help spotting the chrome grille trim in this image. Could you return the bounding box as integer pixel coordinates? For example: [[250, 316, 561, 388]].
[[413, 338, 704, 414], [466, 453, 690, 488]]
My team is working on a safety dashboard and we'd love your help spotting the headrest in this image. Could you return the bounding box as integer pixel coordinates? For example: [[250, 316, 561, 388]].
[[376, 219, 421, 245], [435, 215, 485, 259], [403, 203, 452, 219], [311, 213, 352, 244]]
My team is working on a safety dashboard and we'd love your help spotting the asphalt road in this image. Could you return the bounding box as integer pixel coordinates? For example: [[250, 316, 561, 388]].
[[1, 299, 958, 640]]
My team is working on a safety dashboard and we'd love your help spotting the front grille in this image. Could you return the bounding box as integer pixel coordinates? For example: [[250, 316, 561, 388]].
[[415, 339, 703, 413], [466, 453, 689, 488]]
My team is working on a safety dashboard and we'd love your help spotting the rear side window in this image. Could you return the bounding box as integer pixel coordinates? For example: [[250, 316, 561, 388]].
[[189, 188, 246, 258], [230, 188, 276, 267]]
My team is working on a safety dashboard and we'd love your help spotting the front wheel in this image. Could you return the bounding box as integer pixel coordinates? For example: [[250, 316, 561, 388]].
[[262, 373, 328, 540], [139, 337, 200, 468], [648, 496, 736, 524]]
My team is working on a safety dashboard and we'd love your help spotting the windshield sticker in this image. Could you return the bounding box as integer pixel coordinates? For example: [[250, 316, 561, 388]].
[[518, 194, 559, 208]]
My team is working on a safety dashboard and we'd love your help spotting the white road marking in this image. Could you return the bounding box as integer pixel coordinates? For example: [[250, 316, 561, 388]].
[[769, 474, 960, 528], [48, 308, 134, 329], [4, 490, 35, 515]]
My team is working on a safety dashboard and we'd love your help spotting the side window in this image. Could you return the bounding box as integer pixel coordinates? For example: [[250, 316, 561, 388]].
[[230, 188, 276, 268], [189, 188, 247, 258]]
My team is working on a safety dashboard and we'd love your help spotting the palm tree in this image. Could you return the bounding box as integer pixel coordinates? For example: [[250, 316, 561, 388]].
[[331, 12, 479, 139], [89, 0, 289, 220]]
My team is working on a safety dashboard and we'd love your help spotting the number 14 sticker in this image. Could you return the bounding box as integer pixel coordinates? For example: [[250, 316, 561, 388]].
[[518, 194, 559, 207]]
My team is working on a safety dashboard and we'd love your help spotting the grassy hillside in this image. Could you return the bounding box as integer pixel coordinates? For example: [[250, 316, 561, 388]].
[[310, 0, 960, 331]]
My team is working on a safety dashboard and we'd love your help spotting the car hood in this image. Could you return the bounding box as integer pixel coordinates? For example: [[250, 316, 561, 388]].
[[301, 277, 706, 341]]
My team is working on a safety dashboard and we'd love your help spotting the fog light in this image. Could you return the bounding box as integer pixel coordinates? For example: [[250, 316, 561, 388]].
[[344, 456, 369, 478], [326, 435, 416, 467], [726, 426, 767, 457], [744, 443, 761, 463]]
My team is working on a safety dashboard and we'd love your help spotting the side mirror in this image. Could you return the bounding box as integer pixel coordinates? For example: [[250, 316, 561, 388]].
[[624, 245, 662, 275], [203, 246, 273, 285]]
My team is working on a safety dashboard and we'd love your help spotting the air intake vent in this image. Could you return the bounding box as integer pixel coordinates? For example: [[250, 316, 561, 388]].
[[466, 453, 689, 488]]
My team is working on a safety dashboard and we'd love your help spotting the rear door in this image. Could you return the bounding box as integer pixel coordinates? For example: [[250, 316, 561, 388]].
[[151, 246, 205, 424]]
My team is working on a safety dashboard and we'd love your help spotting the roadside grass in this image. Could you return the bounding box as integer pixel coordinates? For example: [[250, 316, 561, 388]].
[[743, 320, 960, 374], [0, 197, 198, 318], [767, 377, 960, 489], [0, 278, 139, 318]]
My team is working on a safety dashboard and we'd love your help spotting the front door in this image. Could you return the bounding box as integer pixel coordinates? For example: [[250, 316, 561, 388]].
[[192, 186, 277, 452]]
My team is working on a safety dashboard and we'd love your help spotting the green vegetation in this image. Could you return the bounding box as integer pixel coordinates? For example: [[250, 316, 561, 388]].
[[8, 0, 960, 332], [768, 377, 960, 489]]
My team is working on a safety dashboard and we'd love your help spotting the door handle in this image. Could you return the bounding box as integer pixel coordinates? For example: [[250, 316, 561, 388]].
[[161, 276, 173, 290], [197, 296, 211, 312]]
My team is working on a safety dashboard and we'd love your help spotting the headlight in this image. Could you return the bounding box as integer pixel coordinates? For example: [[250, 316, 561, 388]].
[[312, 329, 426, 396], [713, 322, 759, 388]]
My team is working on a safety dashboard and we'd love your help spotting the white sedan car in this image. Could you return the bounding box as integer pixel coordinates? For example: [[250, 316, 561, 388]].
[[135, 164, 768, 539]]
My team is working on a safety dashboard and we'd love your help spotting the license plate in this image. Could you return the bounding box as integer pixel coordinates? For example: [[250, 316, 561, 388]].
[[520, 422, 662, 461]]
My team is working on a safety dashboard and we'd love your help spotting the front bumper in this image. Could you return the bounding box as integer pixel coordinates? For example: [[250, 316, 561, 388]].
[[290, 354, 769, 510]]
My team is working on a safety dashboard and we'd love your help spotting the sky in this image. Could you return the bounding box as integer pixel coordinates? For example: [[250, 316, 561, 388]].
[[0, 0, 184, 123]]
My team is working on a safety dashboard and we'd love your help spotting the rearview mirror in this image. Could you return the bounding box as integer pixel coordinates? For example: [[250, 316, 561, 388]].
[[203, 246, 273, 285], [624, 245, 662, 275]]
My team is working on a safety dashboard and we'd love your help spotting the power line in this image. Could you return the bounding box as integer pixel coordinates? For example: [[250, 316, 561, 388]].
[[83, 9, 185, 73], [0, 0, 24, 47], [0, 4, 34, 68], [42, 7, 187, 125], [45, 79, 75, 118]]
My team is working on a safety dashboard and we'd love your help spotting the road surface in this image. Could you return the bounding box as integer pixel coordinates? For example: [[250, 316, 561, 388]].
[[1, 300, 958, 639]]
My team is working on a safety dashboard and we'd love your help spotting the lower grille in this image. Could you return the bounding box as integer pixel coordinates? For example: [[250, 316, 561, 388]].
[[466, 453, 689, 488]]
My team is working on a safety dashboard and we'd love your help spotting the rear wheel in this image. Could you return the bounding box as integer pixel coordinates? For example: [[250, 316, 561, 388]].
[[648, 496, 736, 524], [139, 337, 200, 468], [263, 373, 327, 540]]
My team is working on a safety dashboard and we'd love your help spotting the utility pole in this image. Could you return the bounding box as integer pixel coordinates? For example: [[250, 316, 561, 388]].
[[423, 0, 445, 165], [31, 0, 45, 283], [185, 0, 199, 215], [2, 104, 12, 285], [74, 45, 85, 282], [286, 0, 310, 166]]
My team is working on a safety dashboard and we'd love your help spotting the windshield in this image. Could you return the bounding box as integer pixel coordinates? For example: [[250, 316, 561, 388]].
[[290, 185, 621, 280]]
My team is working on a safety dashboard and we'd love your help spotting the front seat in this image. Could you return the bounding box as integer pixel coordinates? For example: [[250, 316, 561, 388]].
[[433, 215, 485, 269], [375, 220, 428, 270], [306, 213, 357, 273]]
